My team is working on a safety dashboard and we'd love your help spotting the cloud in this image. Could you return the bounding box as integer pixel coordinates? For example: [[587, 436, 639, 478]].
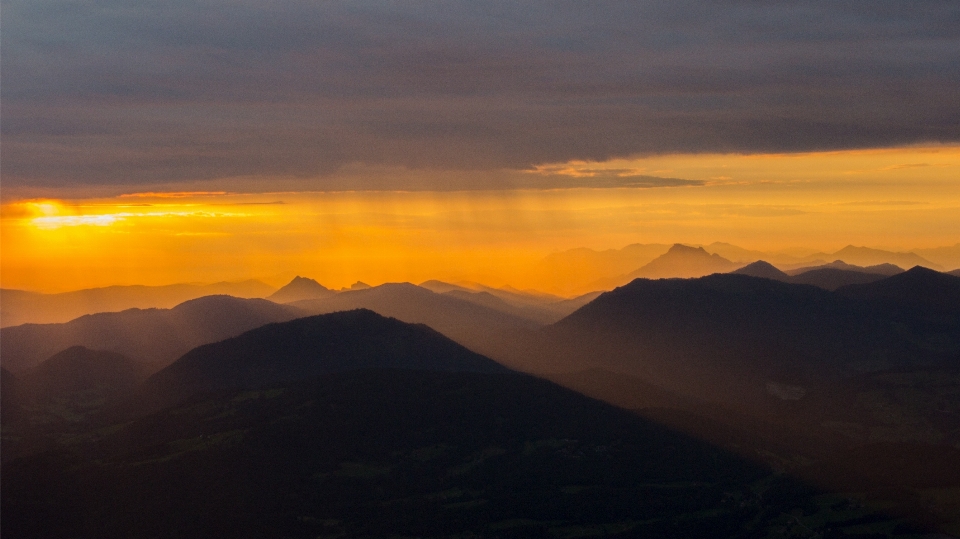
[[2, 0, 959, 190]]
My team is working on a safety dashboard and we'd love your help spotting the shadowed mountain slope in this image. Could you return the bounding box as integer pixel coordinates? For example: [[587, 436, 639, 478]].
[[730, 260, 909, 291], [837, 266, 960, 317], [141, 309, 507, 407], [266, 276, 334, 303], [291, 283, 541, 361], [789, 268, 889, 290], [0, 296, 307, 373], [0, 280, 275, 327], [4, 325, 918, 538], [18, 346, 146, 401], [530, 274, 960, 413]]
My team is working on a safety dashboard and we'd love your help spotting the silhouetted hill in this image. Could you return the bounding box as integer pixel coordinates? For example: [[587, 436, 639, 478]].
[[3, 367, 912, 537], [1, 296, 307, 372], [950, 269, 960, 277], [266, 276, 334, 303], [731, 260, 790, 280], [789, 268, 888, 290], [20, 346, 145, 401], [141, 309, 507, 407], [533, 274, 959, 412], [787, 260, 903, 276], [441, 289, 562, 324], [0, 280, 276, 327], [291, 283, 540, 362], [837, 266, 960, 316]]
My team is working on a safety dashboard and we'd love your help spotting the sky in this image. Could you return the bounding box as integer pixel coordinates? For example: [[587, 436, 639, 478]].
[[2, 1, 959, 292]]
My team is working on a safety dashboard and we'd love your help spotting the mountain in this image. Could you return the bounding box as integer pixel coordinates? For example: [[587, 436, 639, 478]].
[[530, 274, 959, 413], [837, 266, 960, 316], [817, 245, 941, 271], [0, 296, 307, 373], [142, 309, 507, 405], [950, 269, 960, 277], [291, 283, 541, 364], [415, 281, 598, 325], [0, 280, 276, 327], [731, 260, 790, 280], [266, 276, 334, 303], [786, 260, 904, 276], [18, 346, 146, 402], [533, 243, 671, 294], [3, 314, 913, 537], [913, 243, 960, 269], [629, 244, 740, 278], [789, 268, 888, 290]]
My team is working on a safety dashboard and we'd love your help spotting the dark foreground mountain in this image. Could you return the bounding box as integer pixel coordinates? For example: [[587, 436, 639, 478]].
[[266, 276, 335, 303], [510, 271, 960, 534], [17, 346, 146, 401], [2, 311, 919, 538], [0, 295, 307, 372], [0, 280, 276, 327], [732, 260, 907, 290]]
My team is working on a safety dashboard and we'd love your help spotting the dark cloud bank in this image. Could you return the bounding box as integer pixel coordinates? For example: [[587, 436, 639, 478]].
[[2, 0, 959, 190]]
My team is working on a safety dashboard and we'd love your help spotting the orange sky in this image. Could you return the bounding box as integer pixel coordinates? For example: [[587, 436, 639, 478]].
[[3, 145, 959, 294]]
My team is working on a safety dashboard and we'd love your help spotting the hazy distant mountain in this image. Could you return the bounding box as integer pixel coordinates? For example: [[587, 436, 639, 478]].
[[532, 243, 671, 294], [811, 245, 941, 271], [266, 276, 334, 303], [1, 280, 276, 327], [912, 243, 960, 269], [418, 280, 598, 324], [291, 283, 541, 362], [786, 260, 903, 276], [590, 244, 741, 289], [142, 309, 507, 407], [731, 260, 790, 280], [0, 296, 306, 373]]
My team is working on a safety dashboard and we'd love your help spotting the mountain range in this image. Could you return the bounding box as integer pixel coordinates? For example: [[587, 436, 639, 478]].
[[1, 280, 276, 327], [0, 295, 305, 373], [2, 309, 920, 538]]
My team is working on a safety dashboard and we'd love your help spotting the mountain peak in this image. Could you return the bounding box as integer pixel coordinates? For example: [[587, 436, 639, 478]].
[[731, 260, 789, 281], [267, 276, 333, 303], [626, 244, 738, 279]]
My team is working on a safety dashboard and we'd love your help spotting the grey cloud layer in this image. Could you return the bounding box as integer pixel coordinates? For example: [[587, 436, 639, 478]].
[[3, 0, 959, 189]]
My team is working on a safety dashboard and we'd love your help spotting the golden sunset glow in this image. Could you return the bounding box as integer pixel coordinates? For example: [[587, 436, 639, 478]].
[[3, 146, 959, 294]]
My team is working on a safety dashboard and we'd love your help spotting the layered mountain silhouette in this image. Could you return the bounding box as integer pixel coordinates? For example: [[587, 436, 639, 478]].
[[1, 280, 275, 327], [141, 309, 507, 407], [527, 272, 960, 414], [733, 259, 911, 290], [266, 276, 334, 303], [786, 260, 904, 276], [0, 296, 306, 373], [290, 283, 542, 362], [3, 309, 913, 538], [810, 245, 941, 270], [419, 280, 599, 324]]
